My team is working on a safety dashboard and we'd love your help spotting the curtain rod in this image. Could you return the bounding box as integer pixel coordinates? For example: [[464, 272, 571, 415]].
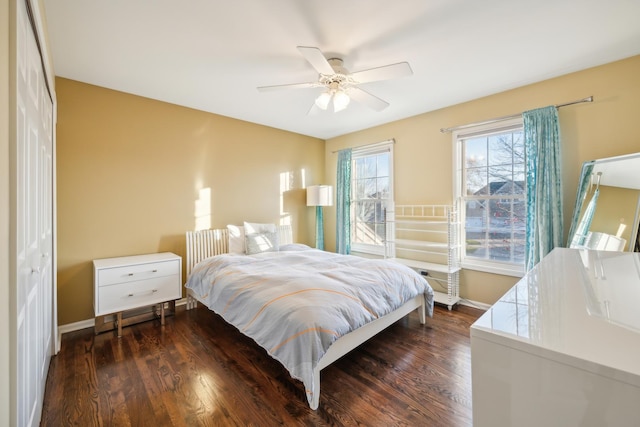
[[331, 138, 395, 154], [439, 96, 593, 133]]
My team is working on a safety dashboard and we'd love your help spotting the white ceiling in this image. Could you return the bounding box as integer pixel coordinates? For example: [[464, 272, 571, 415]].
[[43, 0, 640, 140]]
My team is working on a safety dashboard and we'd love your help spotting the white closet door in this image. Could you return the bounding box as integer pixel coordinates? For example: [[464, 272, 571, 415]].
[[16, 0, 54, 425]]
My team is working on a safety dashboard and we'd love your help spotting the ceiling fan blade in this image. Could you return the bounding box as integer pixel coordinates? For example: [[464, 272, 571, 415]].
[[347, 87, 389, 112], [297, 46, 335, 75], [350, 62, 413, 84], [257, 82, 320, 92]]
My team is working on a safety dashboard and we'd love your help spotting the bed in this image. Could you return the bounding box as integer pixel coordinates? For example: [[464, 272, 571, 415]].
[[185, 223, 434, 410]]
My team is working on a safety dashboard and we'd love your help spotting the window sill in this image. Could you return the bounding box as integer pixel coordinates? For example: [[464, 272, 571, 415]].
[[351, 243, 386, 257], [350, 250, 384, 259], [461, 259, 524, 278]]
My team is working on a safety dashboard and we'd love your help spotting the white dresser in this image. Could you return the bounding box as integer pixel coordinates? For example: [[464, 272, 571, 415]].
[[470, 248, 640, 426], [93, 252, 182, 336]]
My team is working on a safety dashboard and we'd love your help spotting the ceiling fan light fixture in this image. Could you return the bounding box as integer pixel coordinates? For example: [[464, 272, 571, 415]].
[[333, 90, 350, 112], [258, 46, 412, 115], [315, 91, 332, 110]]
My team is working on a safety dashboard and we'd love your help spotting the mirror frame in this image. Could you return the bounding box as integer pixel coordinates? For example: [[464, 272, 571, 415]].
[[567, 152, 640, 251]]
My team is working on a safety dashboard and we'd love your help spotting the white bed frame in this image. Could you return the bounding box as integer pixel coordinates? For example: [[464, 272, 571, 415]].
[[184, 224, 426, 410]]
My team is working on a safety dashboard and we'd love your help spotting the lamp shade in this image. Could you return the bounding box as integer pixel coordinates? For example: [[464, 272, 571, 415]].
[[307, 185, 333, 207]]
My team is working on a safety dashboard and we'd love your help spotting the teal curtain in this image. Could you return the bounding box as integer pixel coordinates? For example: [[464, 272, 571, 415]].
[[567, 161, 595, 246], [336, 149, 352, 254], [523, 106, 563, 270]]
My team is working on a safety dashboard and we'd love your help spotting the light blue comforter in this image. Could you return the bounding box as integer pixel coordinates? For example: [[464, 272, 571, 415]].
[[186, 244, 434, 407]]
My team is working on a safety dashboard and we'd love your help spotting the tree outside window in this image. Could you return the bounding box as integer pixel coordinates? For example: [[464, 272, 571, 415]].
[[458, 123, 525, 270]]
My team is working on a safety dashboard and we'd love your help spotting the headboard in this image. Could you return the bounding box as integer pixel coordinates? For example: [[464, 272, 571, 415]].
[[185, 224, 293, 276]]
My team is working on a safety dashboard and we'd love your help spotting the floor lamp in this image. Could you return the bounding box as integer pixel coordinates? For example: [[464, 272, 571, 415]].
[[307, 185, 333, 250]]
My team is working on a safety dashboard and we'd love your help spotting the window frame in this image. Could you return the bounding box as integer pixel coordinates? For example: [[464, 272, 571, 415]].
[[350, 140, 395, 256], [453, 118, 525, 277]]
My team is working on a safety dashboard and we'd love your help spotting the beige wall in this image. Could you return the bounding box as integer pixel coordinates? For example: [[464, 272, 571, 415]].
[[326, 55, 640, 304], [589, 185, 640, 249], [56, 78, 324, 325]]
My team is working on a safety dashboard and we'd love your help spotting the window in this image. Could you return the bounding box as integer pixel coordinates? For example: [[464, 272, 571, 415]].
[[454, 119, 525, 276], [351, 141, 394, 255]]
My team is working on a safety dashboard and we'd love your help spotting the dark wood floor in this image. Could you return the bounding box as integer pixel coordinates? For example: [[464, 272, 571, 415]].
[[41, 303, 484, 426]]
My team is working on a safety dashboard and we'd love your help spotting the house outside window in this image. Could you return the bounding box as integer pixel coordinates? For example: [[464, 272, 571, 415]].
[[454, 119, 525, 276], [351, 140, 394, 256]]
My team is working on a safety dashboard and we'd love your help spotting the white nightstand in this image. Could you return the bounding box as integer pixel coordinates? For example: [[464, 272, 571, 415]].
[[93, 252, 182, 336]]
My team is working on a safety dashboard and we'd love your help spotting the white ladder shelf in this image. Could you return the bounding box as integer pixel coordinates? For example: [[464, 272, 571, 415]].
[[386, 204, 460, 310]]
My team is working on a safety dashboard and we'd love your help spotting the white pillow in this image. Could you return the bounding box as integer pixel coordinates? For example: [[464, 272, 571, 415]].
[[227, 225, 245, 254], [245, 231, 280, 255], [243, 221, 276, 235]]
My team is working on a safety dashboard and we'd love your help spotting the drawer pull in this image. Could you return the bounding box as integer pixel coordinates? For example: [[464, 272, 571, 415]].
[[127, 269, 157, 277], [126, 288, 158, 297]]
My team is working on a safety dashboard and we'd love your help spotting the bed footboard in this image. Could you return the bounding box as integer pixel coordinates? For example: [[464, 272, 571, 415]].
[[309, 293, 426, 409]]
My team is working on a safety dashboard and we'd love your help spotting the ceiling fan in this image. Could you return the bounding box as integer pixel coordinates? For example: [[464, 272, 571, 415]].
[[257, 46, 413, 114]]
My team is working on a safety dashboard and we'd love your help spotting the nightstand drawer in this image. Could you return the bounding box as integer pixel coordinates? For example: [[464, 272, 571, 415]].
[[96, 275, 180, 315], [97, 259, 180, 287]]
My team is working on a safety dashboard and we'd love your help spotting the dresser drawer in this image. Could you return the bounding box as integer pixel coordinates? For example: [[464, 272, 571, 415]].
[[97, 258, 180, 287], [96, 275, 181, 316]]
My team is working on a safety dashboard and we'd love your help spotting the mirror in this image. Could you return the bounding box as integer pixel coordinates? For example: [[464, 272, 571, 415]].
[[568, 152, 640, 252]]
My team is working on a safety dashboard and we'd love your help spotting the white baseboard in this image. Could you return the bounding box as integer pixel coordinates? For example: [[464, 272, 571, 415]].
[[58, 318, 95, 335], [56, 318, 94, 354]]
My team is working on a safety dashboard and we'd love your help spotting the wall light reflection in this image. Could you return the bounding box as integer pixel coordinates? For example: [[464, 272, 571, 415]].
[[195, 187, 211, 230]]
